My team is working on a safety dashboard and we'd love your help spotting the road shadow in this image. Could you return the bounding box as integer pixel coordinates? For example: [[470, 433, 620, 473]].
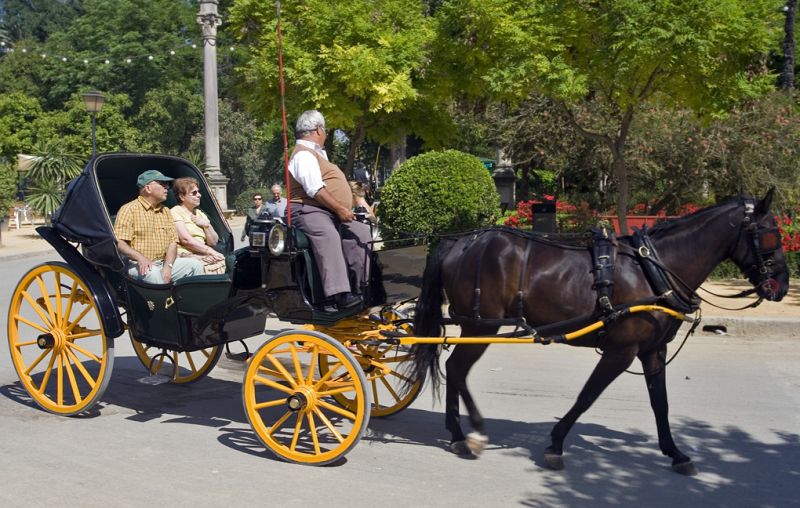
[[4, 357, 799, 504], [367, 407, 800, 507]]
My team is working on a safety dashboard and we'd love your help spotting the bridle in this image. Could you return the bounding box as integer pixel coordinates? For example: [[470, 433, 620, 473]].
[[730, 199, 783, 300]]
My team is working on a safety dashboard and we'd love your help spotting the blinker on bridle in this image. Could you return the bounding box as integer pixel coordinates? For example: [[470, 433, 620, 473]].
[[740, 200, 781, 297]]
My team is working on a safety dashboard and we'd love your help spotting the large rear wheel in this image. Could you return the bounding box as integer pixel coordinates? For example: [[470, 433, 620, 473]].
[[243, 330, 370, 465], [8, 262, 113, 415], [319, 342, 421, 418]]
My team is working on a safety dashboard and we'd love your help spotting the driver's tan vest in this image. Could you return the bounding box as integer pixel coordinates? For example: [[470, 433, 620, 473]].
[[288, 145, 353, 210]]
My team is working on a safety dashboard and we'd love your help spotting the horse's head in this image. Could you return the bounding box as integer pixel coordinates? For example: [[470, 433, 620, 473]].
[[728, 188, 789, 302]]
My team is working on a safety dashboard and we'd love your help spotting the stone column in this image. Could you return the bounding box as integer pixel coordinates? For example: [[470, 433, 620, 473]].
[[197, 0, 230, 210]]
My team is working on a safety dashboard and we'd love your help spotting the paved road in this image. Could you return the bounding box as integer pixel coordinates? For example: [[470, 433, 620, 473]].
[[1, 253, 798, 508]]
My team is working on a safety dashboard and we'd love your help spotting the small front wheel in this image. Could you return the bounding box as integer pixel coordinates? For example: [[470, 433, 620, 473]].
[[130, 336, 222, 384], [243, 330, 370, 465]]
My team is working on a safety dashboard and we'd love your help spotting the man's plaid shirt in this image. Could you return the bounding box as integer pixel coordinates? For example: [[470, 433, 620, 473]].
[[114, 195, 178, 261]]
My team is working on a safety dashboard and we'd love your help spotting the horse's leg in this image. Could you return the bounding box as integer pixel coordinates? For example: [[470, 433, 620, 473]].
[[639, 346, 698, 476], [445, 342, 491, 456], [544, 345, 638, 470]]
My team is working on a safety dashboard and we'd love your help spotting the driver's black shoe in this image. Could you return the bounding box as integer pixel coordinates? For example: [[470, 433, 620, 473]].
[[335, 292, 362, 310]]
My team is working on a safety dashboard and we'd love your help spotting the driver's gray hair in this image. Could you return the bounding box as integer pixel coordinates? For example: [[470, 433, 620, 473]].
[[295, 110, 325, 136]]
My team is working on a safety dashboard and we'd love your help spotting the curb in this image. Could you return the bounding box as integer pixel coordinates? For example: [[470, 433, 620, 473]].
[[690, 315, 800, 338], [0, 248, 56, 263]]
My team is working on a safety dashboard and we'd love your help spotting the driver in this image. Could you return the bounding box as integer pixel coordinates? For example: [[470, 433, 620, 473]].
[[288, 110, 371, 310], [115, 170, 203, 284]]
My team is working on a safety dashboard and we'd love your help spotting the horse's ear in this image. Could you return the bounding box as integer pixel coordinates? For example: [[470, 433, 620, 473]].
[[755, 187, 776, 215]]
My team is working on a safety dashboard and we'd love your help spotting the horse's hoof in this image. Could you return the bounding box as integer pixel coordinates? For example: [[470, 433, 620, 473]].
[[449, 440, 476, 458], [672, 459, 698, 476], [466, 432, 489, 455], [543, 449, 565, 471]]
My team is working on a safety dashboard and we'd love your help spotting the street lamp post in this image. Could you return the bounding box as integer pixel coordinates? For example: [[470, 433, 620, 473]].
[[82, 91, 105, 158]]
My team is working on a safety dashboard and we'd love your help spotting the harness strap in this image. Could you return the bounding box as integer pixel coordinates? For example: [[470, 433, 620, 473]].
[[470, 231, 493, 319], [590, 226, 617, 314], [631, 227, 700, 314]]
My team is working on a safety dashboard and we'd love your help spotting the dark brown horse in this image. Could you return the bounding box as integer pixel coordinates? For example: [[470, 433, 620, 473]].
[[409, 190, 789, 475]]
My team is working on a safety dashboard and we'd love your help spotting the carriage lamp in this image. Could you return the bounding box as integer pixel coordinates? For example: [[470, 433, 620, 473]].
[[492, 166, 517, 212], [249, 212, 286, 256], [82, 91, 106, 158]]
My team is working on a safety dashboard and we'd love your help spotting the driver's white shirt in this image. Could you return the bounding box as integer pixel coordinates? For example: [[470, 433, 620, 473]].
[[289, 139, 327, 198]]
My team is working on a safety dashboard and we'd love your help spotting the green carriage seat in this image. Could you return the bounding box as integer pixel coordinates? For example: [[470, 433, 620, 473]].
[[291, 227, 326, 305]]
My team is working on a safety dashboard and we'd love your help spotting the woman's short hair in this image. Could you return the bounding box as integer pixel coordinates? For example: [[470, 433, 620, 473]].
[[173, 177, 199, 203], [295, 110, 325, 136]]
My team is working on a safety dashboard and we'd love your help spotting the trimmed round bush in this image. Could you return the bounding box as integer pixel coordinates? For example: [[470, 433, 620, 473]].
[[378, 150, 500, 240]]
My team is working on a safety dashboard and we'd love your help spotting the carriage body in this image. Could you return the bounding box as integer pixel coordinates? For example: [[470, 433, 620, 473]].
[[39, 152, 425, 351]]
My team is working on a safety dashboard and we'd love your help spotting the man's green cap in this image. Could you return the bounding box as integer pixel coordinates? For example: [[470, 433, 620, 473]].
[[137, 170, 174, 189]]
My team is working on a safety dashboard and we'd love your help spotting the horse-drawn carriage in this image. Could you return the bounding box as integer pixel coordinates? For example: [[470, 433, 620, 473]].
[[7, 152, 425, 465], [6, 151, 790, 473]]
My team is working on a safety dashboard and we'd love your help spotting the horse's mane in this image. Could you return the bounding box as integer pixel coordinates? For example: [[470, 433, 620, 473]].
[[646, 196, 742, 238]]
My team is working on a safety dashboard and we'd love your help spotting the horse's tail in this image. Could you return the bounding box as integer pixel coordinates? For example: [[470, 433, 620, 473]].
[[407, 237, 457, 395]]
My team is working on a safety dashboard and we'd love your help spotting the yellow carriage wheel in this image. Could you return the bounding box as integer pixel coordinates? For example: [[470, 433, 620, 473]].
[[319, 342, 421, 418], [130, 335, 222, 384], [243, 330, 370, 465], [8, 262, 113, 415]]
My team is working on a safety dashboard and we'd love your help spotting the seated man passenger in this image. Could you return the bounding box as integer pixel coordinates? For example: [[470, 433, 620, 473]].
[[288, 110, 371, 310], [115, 170, 203, 284]]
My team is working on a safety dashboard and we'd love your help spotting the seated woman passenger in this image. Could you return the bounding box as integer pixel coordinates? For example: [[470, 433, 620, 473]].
[[170, 177, 226, 275]]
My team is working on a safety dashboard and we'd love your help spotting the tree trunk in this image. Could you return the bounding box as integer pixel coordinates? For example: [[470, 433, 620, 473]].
[[344, 118, 367, 178], [781, 0, 797, 90], [388, 133, 407, 174], [612, 150, 629, 235]]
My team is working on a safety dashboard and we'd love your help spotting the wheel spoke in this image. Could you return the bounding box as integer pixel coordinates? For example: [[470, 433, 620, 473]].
[[317, 399, 357, 421], [184, 352, 198, 373], [24, 349, 51, 375], [252, 375, 294, 395], [64, 305, 92, 334], [266, 354, 298, 389], [313, 408, 345, 443], [313, 361, 342, 390], [306, 345, 318, 385], [67, 329, 102, 340], [253, 398, 287, 410], [62, 352, 83, 405], [388, 369, 414, 384], [289, 412, 303, 451], [267, 410, 293, 437], [14, 339, 39, 348], [54, 273, 63, 328], [257, 365, 285, 379], [201, 348, 211, 359], [21, 290, 53, 329], [306, 412, 321, 455], [62, 283, 78, 327], [64, 348, 97, 388], [36, 353, 57, 394], [372, 379, 380, 407], [289, 343, 304, 385], [56, 352, 64, 406], [379, 375, 402, 404], [34, 276, 58, 327], [66, 342, 102, 364], [317, 383, 358, 397], [14, 314, 49, 334]]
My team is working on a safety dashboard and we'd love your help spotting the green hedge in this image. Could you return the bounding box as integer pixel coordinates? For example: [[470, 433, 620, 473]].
[[233, 187, 272, 214], [378, 150, 500, 240]]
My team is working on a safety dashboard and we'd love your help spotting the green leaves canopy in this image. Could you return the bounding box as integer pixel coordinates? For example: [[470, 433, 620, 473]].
[[229, 0, 436, 139]]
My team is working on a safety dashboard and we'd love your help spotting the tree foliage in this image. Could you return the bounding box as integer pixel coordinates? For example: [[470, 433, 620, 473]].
[[434, 0, 784, 231], [229, 0, 439, 172]]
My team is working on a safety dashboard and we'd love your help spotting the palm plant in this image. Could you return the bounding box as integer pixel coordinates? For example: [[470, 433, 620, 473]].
[[25, 141, 82, 219]]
